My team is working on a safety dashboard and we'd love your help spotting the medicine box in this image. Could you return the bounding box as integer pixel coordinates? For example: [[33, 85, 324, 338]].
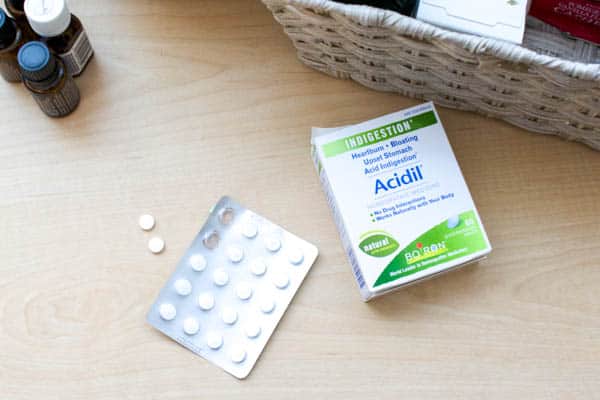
[[312, 102, 492, 301], [415, 0, 532, 44]]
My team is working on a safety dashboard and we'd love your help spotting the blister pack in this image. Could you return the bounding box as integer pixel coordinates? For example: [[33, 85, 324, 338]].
[[146, 197, 319, 379]]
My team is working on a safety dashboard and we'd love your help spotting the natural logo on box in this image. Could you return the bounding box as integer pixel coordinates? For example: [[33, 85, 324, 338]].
[[359, 232, 399, 258]]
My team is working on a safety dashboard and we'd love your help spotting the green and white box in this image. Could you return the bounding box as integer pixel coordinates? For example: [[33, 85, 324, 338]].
[[312, 102, 492, 301]]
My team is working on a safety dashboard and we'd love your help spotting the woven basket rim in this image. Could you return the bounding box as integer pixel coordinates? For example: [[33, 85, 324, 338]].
[[279, 0, 600, 81]]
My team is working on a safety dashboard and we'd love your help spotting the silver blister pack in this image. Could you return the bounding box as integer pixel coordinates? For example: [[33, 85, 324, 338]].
[[147, 196, 319, 378]]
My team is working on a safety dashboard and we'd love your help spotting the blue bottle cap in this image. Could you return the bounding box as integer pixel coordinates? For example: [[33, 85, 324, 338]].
[[0, 8, 17, 47], [18, 41, 57, 82]]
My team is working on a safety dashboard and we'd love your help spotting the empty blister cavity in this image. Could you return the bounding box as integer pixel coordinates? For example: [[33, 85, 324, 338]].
[[213, 268, 229, 287], [206, 331, 223, 350], [203, 231, 220, 250], [250, 258, 267, 276], [174, 279, 192, 296], [189, 254, 207, 272], [159, 303, 177, 321], [218, 207, 235, 225], [235, 282, 253, 300], [227, 245, 244, 263], [183, 317, 200, 335], [147, 197, 319, 379], [198, 292, 215, 311], [221, 307, 238, 325]]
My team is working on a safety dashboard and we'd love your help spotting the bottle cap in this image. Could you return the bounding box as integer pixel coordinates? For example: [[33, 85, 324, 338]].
[[24, 0, 71, 37], [0, 9, 17, 47], [17, 41, 57, 81]]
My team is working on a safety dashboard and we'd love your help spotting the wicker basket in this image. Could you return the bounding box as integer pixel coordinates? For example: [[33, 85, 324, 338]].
[[262, 0, 600, 150]]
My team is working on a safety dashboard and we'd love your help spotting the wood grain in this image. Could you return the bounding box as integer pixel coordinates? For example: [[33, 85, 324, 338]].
[[0, 1, 599, 398]]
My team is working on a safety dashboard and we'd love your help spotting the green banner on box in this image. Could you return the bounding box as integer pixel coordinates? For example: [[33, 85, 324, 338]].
[[374, 210, 488, 287], [322, 111, 437, 158]]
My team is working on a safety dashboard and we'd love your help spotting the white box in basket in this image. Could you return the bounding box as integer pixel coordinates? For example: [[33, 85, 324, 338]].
[[416, 0, 532, 44]]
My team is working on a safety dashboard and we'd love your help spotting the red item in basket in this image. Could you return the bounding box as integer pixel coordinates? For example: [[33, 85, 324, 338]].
[[529, 0, 600, 44]]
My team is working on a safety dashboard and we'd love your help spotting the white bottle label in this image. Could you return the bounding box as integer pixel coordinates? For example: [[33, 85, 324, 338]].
[[60, 30, 94, 76]]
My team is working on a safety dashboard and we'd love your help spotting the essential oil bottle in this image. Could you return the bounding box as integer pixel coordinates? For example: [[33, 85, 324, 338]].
[[18, 41, 80, 117], [3, 0, 37, 39], [4, 0, 26, 23], [24, 0, 93, 77], [0, 8, 26, 82]]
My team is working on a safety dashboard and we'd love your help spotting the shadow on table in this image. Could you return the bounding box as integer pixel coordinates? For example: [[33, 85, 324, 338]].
[[365, 262, 484, 318]]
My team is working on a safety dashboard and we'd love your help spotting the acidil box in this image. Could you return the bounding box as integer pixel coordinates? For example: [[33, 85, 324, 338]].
[[312, 102, 491, 301]]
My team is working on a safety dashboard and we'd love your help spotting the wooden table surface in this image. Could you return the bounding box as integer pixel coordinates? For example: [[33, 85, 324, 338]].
[[1, 1, 599, 398]]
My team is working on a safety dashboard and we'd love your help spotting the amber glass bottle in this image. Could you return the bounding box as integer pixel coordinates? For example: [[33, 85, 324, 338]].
[[18, 41, 80, 117], [25, 0, 93, 77], [3, 0, 36, 38], [4, 0, 26, 22], [0, 8, 26, 82]]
